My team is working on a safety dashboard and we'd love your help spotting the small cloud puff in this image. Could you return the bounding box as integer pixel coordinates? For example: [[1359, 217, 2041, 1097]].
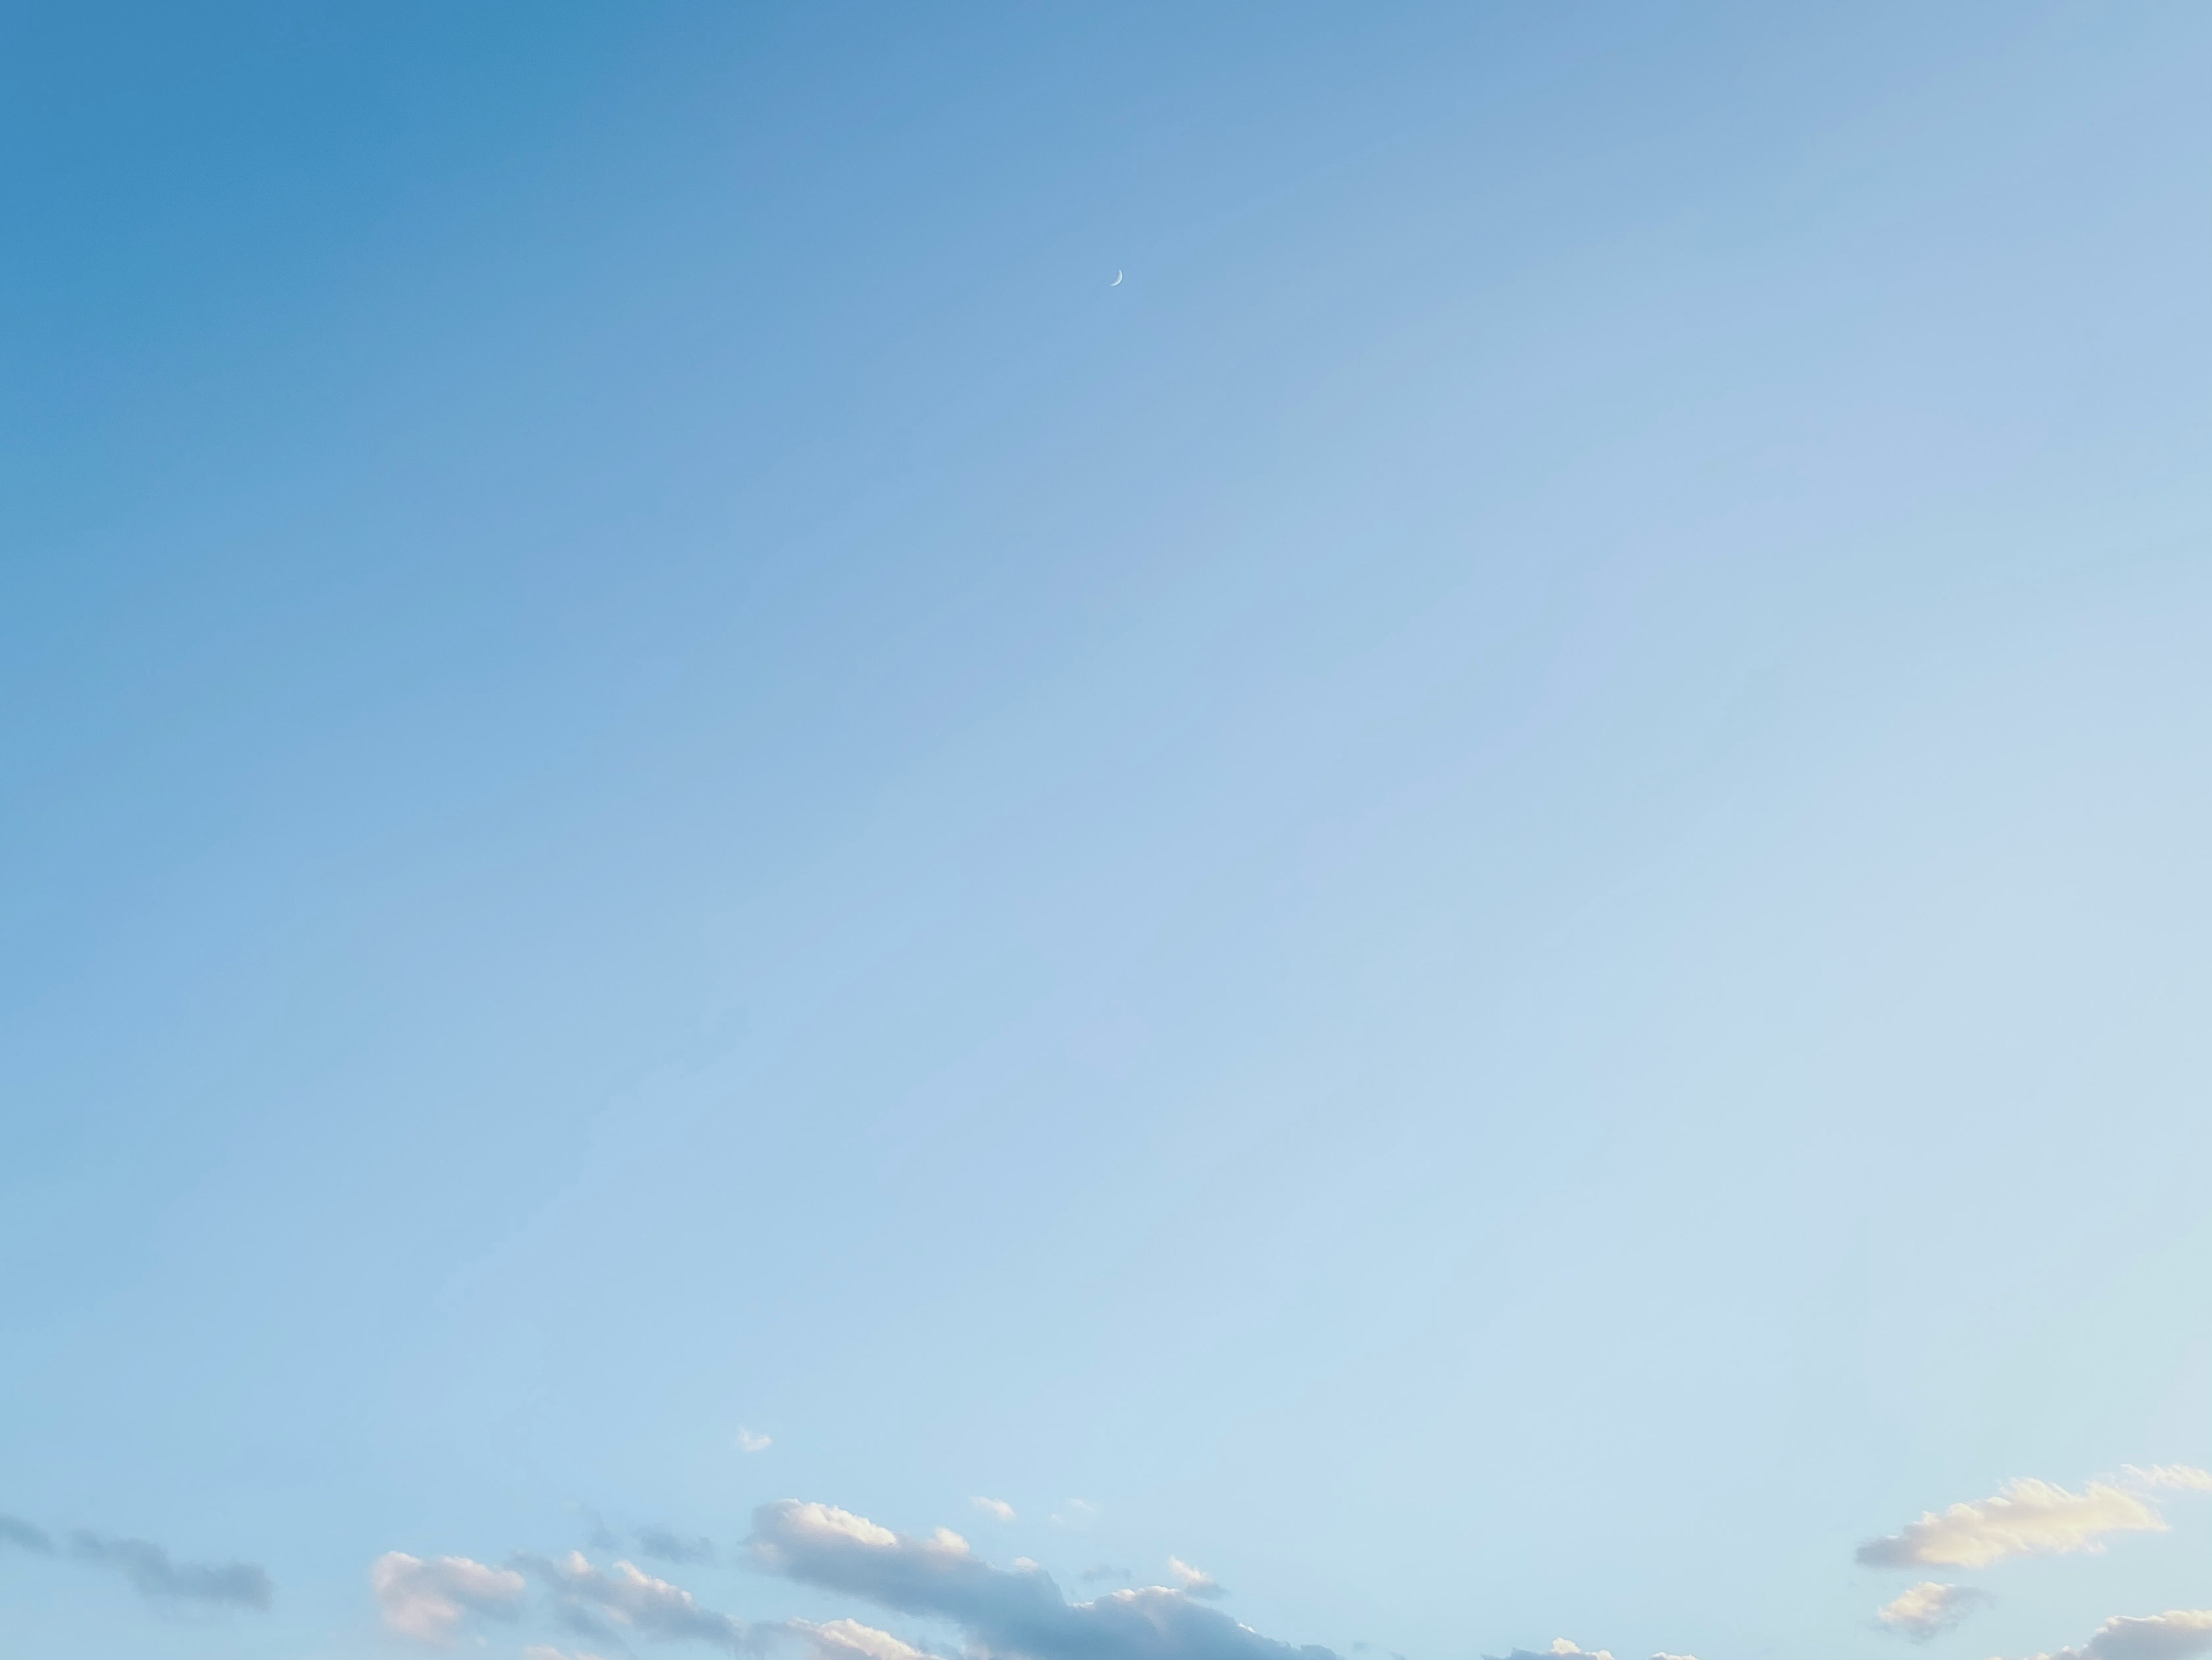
[[738, 1430, 774, 1454], [1878, 1583, 1990, 1640], [371, 1552, 525, 1642], [2009, 1609, 2212, 1660], [1492, 1640, 1615, 1660], [1169, 1557, 1227, 1599], [972, 1499, 1018, 1523], [1857, 1479, 2166, 1568]]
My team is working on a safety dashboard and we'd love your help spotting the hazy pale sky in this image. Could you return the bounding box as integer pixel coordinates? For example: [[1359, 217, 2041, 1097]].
[[4, 6, 2211, 1660]]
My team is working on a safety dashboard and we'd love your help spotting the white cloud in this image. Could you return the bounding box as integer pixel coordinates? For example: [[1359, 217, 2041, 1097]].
[[972, 1498, 1017, 1523], [2121, 1466, 2212, 1493], [1651, 1653, 1700, 1659], [1169, 1558, 1226, 1600], [1878, 1583, 1989, 1640], [1489, 1640, 1613, 1660], [794, 1617, 935, 1660], [738, 1430, 774, 1454], [1857, 1479, 2166, 1567], [369, 1552, 525, 1644], [2012, 1609, 2212, 1660]]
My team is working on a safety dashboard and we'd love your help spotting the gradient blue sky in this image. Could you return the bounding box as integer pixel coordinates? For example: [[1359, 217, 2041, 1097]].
[[5, 5, 2211, 1660]]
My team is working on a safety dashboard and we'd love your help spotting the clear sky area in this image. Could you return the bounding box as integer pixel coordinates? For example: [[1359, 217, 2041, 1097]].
[[4, 6, 2210, 1660]]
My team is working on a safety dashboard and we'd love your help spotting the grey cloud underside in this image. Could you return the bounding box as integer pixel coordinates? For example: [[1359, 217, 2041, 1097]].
[[1, 1515, 56, 1553], [71, 1531, 272, 1608], [749, 1503, 1335, 1660]]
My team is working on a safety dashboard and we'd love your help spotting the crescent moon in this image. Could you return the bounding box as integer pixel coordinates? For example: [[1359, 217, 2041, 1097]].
[[1111, 270, 1123, 286]]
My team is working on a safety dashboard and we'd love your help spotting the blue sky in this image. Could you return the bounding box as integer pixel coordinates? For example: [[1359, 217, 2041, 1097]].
[[4, 4, 2211, 1659]]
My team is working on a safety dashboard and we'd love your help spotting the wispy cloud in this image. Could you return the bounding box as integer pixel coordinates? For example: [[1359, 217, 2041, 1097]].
[[1857, 1479, 2167, 1567], [73, 1532, 272, 1609], [372, 1552, 526, 1643], [748, 1501, 1334, 1660], [2006, 1610, 2212, 1660], [972, 1498, 1017, 1523], [2120, 1466, 2212, 1493], [738, 1430, 774, 1454], [577, 1507, 622, 1552], [0, 1514, 267, 1613], [526, 1550, 752, 1652], [1169, 1557, 1226, 1599], [1877, 1583, 1989, 1640], [0, 1515, 54, 1554], [637, 1525, 717, 1566]]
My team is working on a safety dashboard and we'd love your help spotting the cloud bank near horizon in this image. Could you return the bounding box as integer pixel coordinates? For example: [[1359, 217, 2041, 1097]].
[[24, 1465, 2199, 1659]]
